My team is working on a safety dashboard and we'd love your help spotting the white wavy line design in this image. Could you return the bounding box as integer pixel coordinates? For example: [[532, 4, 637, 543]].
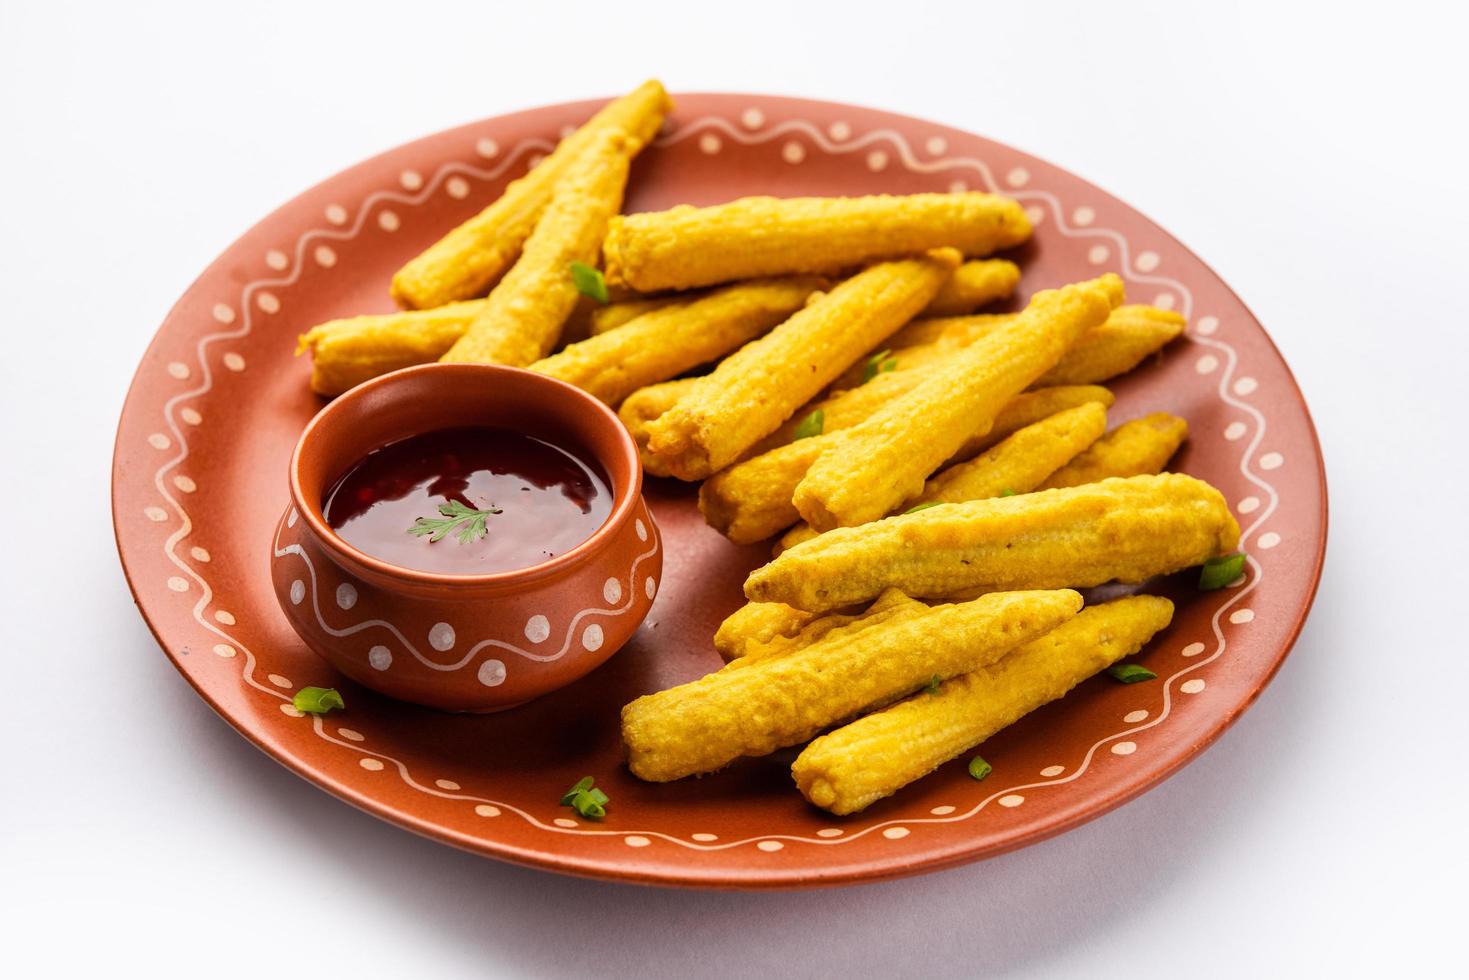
[[271, 514, 661, 669], [140, 106, 1283, 854]]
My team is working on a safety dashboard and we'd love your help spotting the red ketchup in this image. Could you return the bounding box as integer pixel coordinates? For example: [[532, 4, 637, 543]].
[[323, 426, 612, 575]]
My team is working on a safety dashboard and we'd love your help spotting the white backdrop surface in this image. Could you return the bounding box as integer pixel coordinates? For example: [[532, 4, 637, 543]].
[[1, 1, 1464, 977]]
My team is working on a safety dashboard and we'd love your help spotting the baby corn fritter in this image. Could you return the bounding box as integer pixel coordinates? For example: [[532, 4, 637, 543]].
[[1039, 412, 1189, 489], [747, 473, 1241, 612], [793, 595, 1176, 814], [603, 193, 1029, 292], [390, 80, 671, 309], [621, 589, 1082, 782]]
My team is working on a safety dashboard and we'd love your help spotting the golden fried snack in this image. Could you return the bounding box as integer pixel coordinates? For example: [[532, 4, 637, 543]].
[[747, 369, 931, 456], [645, 250, 960, 480], [441, 129, 636, 366], [912, 402, 1109, 505], [830, 313, 1011, 389], [722, 589, 927, 668], [1037, 305, 1186, 386], [955, 385, 1115, 458], [922, 259, 1021, 316], [296, 301, 483, 396], [773, 402, 1109, 555], [390, 80, 672, 309], [621, 589, 1082, 781], [747, 473, 1240, 612], [711, 600, 819, 662], [1039, 412, 1189, 490], [793, 274, 1125, 531], [617, 378, 699, 478], [604, 193, 1029, 292], [793, 595, 1175, 814], [699, 435, 830, 543], [588, 295, 680, 335], [528, 277, 822, 405]]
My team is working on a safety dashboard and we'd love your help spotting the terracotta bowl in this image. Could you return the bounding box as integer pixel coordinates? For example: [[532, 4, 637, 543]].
[[269, 362, 662, 712]]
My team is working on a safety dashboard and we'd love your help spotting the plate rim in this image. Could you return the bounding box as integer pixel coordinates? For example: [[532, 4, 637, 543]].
[[111, 91, 1329, 889]]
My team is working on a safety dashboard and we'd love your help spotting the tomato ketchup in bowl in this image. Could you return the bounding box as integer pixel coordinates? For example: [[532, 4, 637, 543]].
[[272, 363, 662, 712]]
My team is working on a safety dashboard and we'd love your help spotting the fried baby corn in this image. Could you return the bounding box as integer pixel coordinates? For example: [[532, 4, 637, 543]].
[[1039, 412, 1188, 489], [699, 435, 830, 543], [793, 595, 1175, 814], [621, 589, 1082, 782], [1036, 305, 1186, 385], [528, 277, 822, 405], [747, 473, 1241, 612], [617, 378, 699, 478], [441, 129, 636, 366], [922, 259, 1021, 316], [911, 402, 1109, 505], [954, 385, 1115, 458], [712, 599, 820, 661], [588, 295, 681, 335], [793, 274, 1124, 531], [296, 301, 484, 396], [604, 193, 1028, 292], [775, 402, 1109, 555], [644, 250, 960, 480], [721, 589, 927, 669], [747, 369, 931, 456], [390, 80, 672, 309]]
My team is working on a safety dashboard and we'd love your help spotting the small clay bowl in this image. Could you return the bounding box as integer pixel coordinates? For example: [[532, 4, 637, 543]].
[[270, 363, 662, 712]]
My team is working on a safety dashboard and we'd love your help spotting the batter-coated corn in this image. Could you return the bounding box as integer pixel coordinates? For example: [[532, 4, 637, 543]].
[[793, 595, 1175, 814], [913, 403, 1109, 505], [953, 385, 1116, 459], [1040, 413, 1189, 489], [528, 277, 822, 404], [747, 369, 930, 456], [773, 402, 1108, 555], [722, 589, 926, 669], [923, 259, 1021, 316], [621, 589, 1082, 781], [793, 275, 1125, 531], [588, 296, 680, 335], [296, 301, 484, 396], [604, 193, 1029, 292], [747, 473, 1240, 612], [829, 313, 1010, 390], [645, 250, 960, 480], [441, 129, 635, 366], [1036, 305, 1185, 385], [712, 600, 819, 661], [617, 378, 699, 478], [698, 436, 829, 543], [390, 80, 672, 309]]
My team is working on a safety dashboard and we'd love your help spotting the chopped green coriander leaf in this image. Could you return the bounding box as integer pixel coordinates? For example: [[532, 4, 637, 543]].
[[967, 756, 992, 781], [905, 501, 942, 515], [999, 488, 1018, 497], [570, 260, 610, 303], [407, 499, 503, 544], [1107, 663, 1158, 684], [560, 776, 595, 806], [293, 686, 344, 714], [793, 408, 825, 441], [925, 673, 942, 694], [861, 349, 898, 384], [1198, 552, 1247, 590]]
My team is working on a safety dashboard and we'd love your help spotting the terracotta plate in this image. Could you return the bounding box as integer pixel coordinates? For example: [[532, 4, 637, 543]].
[[112, 93, 1327, 888]]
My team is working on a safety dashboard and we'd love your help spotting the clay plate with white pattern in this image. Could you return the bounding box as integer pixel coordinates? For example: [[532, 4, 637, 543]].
[[111, 93, 1327, 888]]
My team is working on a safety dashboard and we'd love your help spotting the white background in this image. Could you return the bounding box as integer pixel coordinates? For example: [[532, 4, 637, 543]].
[[2, 1, 1465, 977]]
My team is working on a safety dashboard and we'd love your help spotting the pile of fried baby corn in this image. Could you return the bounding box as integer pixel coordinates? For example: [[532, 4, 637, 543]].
[[296, 80, 1242, 815]]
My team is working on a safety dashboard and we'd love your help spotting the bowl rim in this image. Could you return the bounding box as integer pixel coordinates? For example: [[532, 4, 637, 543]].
[[287, 362, 645, 591]]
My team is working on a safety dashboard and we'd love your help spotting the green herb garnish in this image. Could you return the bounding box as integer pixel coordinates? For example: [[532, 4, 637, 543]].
[[1107, 663, 1158, 684], [999, 488, 1018, 497], [1198, 552, 1247, 590], [560, 775, 610, 820], [905, 501, 942, 515], [293, 686, 345, 714], [570, 260, 610, 303], [793, 409, 825, 440], [967, 756, 992, 781], [861, 349, 898, 384], [925, 673, 942, 694], [407, 499, 503, 544]]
